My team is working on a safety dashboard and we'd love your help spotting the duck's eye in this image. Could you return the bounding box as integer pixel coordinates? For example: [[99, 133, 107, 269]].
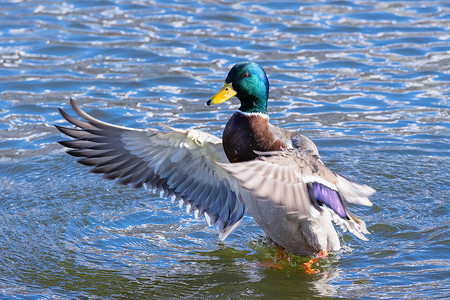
[[242, 72, 250, 78]]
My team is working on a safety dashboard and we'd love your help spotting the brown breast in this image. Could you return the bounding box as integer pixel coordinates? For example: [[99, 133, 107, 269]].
[[222, 111, 287, 163]]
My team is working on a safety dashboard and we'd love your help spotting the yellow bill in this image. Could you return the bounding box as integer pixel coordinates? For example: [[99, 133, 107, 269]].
[[206, 83, 237, 106]]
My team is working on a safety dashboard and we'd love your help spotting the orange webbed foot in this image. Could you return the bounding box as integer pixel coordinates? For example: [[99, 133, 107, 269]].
[[303, 250, 328, 274]]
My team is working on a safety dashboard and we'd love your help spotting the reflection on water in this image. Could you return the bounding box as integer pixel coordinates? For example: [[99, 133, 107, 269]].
[[0, 0, 449, 298]]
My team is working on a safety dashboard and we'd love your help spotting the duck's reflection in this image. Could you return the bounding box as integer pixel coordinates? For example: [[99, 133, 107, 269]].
[[163, 240, 343, 298]]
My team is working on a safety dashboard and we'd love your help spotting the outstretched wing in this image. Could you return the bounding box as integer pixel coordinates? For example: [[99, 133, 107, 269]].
[[55, 98, 247, 240], [219, 151, 375, 240]]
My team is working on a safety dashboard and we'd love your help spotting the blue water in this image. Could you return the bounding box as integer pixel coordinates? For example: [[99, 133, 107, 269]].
[[0, 0, 449, 298]]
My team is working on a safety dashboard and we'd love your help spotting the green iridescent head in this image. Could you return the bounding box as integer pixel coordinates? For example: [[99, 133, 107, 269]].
[[207, 61, 270, 114]]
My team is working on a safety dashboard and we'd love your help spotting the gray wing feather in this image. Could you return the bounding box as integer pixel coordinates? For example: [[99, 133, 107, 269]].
[[56, 98, 246, 240], [219, 151, 374, 240]]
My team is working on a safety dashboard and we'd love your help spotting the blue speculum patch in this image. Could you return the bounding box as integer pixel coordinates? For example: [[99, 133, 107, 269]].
[[307, 182, 349, 219]]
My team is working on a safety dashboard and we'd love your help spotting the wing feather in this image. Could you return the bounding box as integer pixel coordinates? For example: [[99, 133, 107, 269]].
[[56, 98, 247, 239], [219, 151, 374, 240]]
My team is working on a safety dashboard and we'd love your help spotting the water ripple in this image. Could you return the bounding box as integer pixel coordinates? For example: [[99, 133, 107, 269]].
[[0, 0, 449, 298]]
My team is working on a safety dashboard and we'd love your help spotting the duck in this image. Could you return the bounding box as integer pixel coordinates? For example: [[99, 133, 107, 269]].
[[55, 61, 375, 257]]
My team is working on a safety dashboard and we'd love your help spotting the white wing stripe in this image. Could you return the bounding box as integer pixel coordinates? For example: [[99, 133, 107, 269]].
[[301, 175, 338, 191]]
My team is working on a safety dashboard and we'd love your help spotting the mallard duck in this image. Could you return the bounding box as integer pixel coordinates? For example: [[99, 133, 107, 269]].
[[55, 61, 375, 256]]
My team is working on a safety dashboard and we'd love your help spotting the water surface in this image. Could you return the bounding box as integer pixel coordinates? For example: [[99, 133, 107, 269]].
[[0, 0, 449, 298]]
